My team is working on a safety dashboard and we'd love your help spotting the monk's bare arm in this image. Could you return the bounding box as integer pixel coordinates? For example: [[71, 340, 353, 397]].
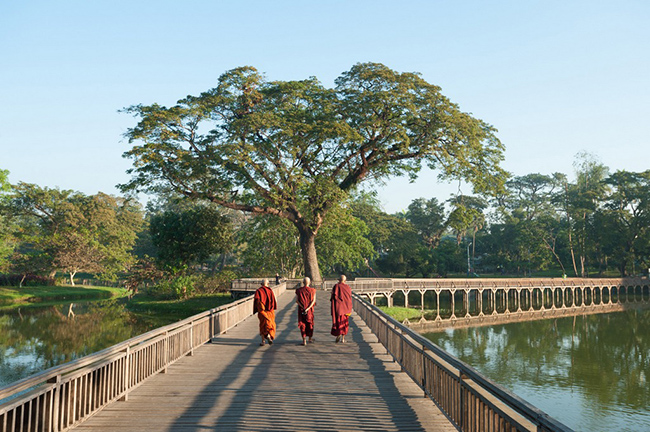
[[305, 291, 316, 312]]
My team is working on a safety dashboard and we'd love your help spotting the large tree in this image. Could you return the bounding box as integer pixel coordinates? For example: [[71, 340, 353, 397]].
[[121, 63, 506, 282], [601, 170, 650, 276]]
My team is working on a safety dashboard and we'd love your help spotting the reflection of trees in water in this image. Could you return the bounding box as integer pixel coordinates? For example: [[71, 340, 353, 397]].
[[425, 310, 650, 410], [0, 301, 157, 386]]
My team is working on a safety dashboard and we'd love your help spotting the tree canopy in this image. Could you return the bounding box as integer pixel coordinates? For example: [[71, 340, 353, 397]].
[[121, 63, 507, 282], [5, 183, 144, 283], [149, 205, 232, 273]]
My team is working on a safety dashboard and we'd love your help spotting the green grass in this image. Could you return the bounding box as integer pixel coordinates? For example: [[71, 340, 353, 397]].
[[126, 292, 236, 322], [0, 284, 238, 323], [378, 306, 425, 322], [0, 285, 129, 310]]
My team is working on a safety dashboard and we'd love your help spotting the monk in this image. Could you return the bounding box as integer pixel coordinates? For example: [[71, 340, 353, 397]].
[[295, 276, 316, 346], [330, 274, 352, 343], [254, 278, 277, 346]]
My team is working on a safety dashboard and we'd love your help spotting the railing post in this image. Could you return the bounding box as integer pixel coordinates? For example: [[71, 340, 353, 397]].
[[48, 375, 61, 432], [163, 331, 169, 374], [422, 345, 428, 398], [120, 347, 130, 401], [399, 327, 404, 368], [459, 371, 469, 431], [189, 322, 195, 356], [209, 309, 215, 339]]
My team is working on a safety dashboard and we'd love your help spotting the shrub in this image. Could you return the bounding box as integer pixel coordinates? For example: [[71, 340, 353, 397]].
[[194, 269, 240, 294], [146, 275, 196, 300], [0, 274, 56, 287]]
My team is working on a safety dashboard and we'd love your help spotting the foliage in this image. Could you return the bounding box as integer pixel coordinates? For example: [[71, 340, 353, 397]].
[[238, 215, 302, 277], [5, 184, 144, 283], [240, 205, 375, 278], [193, 270, 240, 294], [405, 197, 446, 249], [149, 205, 232, 273], [124, 255, 166, 293], [157, 275, 196, 299], [0, 169, 15, 272], [601, 170, 650, 276], [0, 274, 55, 288], [351, 192, 404, 252], [120, 63, 507, 282], [314, 205, 375, 275], [433, 238, 466, 275]]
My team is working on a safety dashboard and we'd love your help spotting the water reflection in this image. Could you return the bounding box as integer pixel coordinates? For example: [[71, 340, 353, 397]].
[[424, 310, 650, 432], [0, 301, 169, 388]]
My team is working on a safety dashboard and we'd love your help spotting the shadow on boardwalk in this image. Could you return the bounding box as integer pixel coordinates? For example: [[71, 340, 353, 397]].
[[76, 291, 455, 431]]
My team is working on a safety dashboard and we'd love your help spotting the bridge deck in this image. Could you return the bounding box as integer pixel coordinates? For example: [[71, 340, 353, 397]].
[[75, 290, 456, 431]]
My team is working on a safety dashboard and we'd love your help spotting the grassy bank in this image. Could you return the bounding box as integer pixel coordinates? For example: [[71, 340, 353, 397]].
[[0, 285, 239, 322], [378, 306, 425, 322], [0, 285, 129, 310], [125, 292, 236, 322]]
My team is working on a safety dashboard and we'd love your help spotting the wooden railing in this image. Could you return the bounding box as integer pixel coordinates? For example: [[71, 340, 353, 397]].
[[352, 292, 574, 432], [0, 284, 285, 432], [231, 278, 302, 291]]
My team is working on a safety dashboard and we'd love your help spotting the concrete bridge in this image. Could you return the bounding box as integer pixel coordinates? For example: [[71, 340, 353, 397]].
[[344, 277, 650, 331]]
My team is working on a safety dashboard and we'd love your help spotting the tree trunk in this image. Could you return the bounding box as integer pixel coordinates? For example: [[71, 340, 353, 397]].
[[69, 271, 76, 286], [297, 225, 322, 286], [563, 181, 579, 277]]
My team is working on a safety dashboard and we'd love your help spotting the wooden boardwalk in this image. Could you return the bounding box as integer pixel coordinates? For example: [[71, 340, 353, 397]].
[[75, 290, 456, 431]]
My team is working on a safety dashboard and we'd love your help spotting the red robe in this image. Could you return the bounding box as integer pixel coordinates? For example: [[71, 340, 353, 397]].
[[254, 285, 277, 339], [330, 282, 352, 336], [295, 285, 316, 338]]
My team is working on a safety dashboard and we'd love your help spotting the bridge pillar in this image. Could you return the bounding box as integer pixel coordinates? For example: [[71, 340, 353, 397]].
[[450, 290, 456, 319], [419, 289, 425, 313]]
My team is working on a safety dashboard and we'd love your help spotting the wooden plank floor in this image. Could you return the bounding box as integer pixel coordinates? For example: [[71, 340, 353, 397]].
[[76, 290, 457, 431]]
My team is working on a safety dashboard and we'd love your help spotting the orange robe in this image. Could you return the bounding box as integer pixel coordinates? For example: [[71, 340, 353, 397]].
[[254, 285, 277, 339]]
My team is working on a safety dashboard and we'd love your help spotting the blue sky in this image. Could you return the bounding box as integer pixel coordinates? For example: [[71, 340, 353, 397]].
[[1, 1, 648, 213]]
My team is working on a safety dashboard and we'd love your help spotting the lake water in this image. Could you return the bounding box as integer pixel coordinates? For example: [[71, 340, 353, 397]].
[[424, 309, 650, 432], [0, 300, 173, 388]]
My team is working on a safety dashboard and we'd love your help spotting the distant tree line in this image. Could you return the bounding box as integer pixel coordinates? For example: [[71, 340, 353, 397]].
[[1, 151, 649, 297]]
